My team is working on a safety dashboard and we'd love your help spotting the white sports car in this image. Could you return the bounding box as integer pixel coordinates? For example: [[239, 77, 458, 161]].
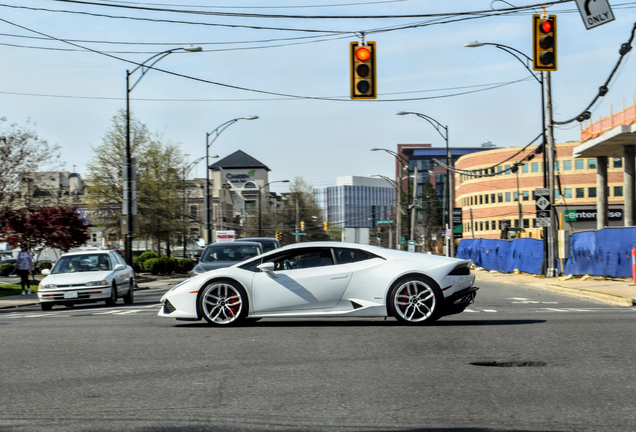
[[159, 242, 477, 326]]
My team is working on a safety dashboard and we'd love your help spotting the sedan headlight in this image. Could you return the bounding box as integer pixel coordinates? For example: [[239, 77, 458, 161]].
[[39, 283, 57, 290], [86, 280, 109, 287]]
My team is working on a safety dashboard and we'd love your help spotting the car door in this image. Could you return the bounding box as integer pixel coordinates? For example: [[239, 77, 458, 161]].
[[251, 247, 352, 313], [110, 252, 130, 292]]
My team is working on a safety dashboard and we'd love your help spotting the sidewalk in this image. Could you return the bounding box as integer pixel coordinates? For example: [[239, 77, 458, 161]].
[[0, 274, 189, 310], [474, 268, 636, 307]]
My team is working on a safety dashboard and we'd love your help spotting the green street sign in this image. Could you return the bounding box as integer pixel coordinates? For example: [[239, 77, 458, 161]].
[[292, 232, 307, 236], [377, 220, 393, 224]]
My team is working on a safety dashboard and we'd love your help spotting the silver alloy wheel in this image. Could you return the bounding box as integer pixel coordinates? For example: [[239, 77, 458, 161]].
[[393, 280, 436, 322], [201, 283, 243, 325]]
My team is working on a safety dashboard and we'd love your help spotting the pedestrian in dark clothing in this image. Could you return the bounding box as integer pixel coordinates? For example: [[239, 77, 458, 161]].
[[17, 245, 33, 295]]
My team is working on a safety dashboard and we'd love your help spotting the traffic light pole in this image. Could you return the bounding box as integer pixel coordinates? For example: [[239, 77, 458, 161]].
[[545, 71, 558, 277]]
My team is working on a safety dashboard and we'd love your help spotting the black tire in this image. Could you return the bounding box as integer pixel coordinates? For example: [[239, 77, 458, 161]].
[[198, 280, 248, 326], [105, 283, 117, 306], [387, 275, 443, 325], [123, 279, 134, 304], [41, 303, 53, 311]]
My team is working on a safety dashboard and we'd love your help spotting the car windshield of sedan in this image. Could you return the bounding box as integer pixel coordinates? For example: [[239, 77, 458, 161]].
[[50, 254, 112, 274], [201, 244, 260, 263]]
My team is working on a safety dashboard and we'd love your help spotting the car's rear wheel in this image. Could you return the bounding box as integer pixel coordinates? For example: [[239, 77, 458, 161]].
[[123, 279, 134, 304], [388, 275, 443, 325], [41, 303, 52, 311], [198, 280, 247, 326], [105, 283, 117, 306]]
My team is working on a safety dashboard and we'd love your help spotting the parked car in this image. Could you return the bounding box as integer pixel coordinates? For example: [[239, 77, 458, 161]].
[[235, 237, 280, 253], [190, 242, 262, 277], [159, 242, 478, 326], [37, 250, 135, 311]]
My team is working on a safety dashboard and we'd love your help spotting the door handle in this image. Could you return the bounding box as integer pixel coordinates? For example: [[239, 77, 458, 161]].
[[330, 274, 349, 280]]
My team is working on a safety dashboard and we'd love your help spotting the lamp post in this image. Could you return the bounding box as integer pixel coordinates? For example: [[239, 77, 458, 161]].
[[464, 41, 555, 276], [124, 45, 202, 264], [396, 111, 452, 257], [204, 116, 258, 243], [371, 148, 409, 250], [259, 180, 290, 237]]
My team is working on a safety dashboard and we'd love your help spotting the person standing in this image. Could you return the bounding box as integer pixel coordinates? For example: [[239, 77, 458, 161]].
[[17, 245, 33, 295]]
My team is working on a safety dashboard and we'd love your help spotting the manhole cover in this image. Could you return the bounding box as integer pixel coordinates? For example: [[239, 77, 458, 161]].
[[471, 361, 547, 367]]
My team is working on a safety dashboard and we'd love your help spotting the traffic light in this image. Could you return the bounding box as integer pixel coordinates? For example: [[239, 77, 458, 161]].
[[275, 231, 282, 241], [300, 220, 305, 232], [533, 14, 557, 71], [376, 230, 381, 241], [350, 41, 377, 99], [323, 221, 328, 231]]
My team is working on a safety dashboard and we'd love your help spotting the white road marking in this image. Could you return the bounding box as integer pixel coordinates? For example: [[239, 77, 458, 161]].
[[93, 310, 124, 315], [140, 304, 162, 308], [482, 309, 498, 313], [114, 310, 142, 315]]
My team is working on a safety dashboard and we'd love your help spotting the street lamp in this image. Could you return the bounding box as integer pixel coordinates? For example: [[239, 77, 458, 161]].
[[182, 155, 216, 258], [371, 148, 409, 250], [464, 41, 555, 276], [205, 116, 258, 243], [259, 180, 290, 237], [396, 111, 452, 257], [124, 45, 202, 264]]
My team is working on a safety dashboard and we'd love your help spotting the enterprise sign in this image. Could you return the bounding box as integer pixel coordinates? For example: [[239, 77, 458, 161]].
[[564, 209, 623, 222]]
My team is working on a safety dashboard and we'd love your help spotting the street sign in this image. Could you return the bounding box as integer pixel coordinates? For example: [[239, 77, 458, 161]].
[[408, 240, 416, 253], [453, 207, 463, 239], [377, 220, 393, 224], [574, 0, 615, 30], [535, 188, 551, 227], [292, 232, 307, 236]]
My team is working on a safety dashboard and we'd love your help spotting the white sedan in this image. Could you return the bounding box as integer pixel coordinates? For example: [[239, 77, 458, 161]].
[[38, 250, 135, 311], [159, 242, 477, 326]]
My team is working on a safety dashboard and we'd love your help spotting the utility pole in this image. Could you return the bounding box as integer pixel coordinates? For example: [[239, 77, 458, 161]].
[[410, 166, 418, 250], [295, 200, 300, 243], [516, 170, 523, 232], [545, 71, 558, 277]]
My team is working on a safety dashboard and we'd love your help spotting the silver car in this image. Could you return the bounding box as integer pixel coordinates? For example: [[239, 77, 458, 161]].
[[38, 250, 135, 311]]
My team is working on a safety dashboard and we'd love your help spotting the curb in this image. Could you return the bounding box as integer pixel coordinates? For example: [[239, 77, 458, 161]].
[[542, 284, 636, 307]]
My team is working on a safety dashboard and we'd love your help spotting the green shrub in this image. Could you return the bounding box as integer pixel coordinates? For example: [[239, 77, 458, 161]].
[[0, 263, 15, 277], [158, 255, 178, 274], [33, 261, 53, 275], [137, 251, 158, 270], [131, 257, 142, 273], [177, 258, 194, 273], [143, 258, 160, 275]]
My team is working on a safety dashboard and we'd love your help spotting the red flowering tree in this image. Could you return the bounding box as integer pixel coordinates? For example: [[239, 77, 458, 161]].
[[0, 206, 89, 254]]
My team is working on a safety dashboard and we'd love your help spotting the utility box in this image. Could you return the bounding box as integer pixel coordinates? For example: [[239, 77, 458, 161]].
[[342, 228, 370, 245], [558, 230, 570, 259]]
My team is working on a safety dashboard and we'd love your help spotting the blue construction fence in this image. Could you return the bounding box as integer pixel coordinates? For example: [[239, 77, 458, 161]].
[[456, 227, 636, 278]]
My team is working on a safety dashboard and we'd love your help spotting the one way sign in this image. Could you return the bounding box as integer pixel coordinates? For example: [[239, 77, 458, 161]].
[[575, 0, 615, 30]]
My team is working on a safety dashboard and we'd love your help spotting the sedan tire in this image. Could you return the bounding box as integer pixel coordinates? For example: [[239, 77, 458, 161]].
[[41, 303, 52, 311], [388, 275, 443, 325], [105, 283, 117, 306], [123, 279, 134, 304], [198, 280, 248, 326]]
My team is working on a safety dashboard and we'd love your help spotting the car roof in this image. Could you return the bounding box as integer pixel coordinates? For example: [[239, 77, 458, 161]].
[[205, 241, 261, 248], [59, 250, 111, 257], [236, 237, 279, 241]]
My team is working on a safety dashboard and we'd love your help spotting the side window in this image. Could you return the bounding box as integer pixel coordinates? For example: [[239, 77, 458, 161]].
[[264, 248, 333, 271], [334, 248, 375, 264], [239, 258, 263, 273], [112, 252, 126, 266]]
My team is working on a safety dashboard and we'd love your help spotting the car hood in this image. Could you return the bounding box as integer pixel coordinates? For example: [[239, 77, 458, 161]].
[[194, 261, 239, 273], [41, 271, 113, 285]]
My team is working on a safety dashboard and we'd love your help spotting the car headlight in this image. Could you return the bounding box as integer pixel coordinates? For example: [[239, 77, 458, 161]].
[[86, 280, 109, 287], [39, 284, 57, 290]]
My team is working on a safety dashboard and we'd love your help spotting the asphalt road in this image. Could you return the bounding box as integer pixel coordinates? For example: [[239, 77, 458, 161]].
[[1, 281, 635, 432]]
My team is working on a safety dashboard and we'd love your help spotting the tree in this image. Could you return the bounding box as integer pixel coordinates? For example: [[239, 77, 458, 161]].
[[0, 117, 61, 205], [85, 110, 187, 255], [417, 182, 443, 252], [280, 177, 330, 245], [0, 207, 89, 255]]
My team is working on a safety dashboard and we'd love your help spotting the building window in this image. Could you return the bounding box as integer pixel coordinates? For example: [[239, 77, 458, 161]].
[[554, 189, 561, 200], [575, 159, 585, 170], [497, 166, 503, 176], [564, 188, 572, 199], [589, 187, 597, 198], [514, 219, 519, 228], [523, 219, 530, 228], [614, 186, 623, 197], [498, 193, 503, 203], [513, 191, 518, 202], [190, 205, 198, 219], [470, 196, 473, 206], [491, 220, 497, 230], [554, 161, 560, 171], [531, 162, 539, 173], [523, 191, 529, 201], [479, 195, 483, 205], [505, 192, 511, 202], [522, 164, 529, 174], [614, 158, 623, 168], [588, 159, 597, 169], [491, 193, 495, 203], [505, 165, 511, 175], [484, 194, 489, 204], [563, 160, 572, 171], [480, 222, 484, 231], [576, 188, 585, 198]]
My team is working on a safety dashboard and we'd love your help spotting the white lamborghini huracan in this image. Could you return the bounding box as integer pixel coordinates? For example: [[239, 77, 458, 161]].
[[159, 242, 477, 326]]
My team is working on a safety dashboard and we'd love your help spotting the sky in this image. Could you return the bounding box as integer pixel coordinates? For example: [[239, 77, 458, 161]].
[[1, 0, 635, 194]]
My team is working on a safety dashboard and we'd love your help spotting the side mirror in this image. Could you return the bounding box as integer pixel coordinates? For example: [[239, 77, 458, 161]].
[[41, 268, 50, 276], [114, 264, 126, 271], [257, 262, 276, 273]]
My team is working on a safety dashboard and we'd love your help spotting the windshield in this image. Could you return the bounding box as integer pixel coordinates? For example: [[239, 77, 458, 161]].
[[201, 244, 261, 263], [51, 254, 112, 274]]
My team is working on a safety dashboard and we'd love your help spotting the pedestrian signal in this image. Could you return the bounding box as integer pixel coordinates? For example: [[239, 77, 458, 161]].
[[350, 41, 377, 99], [533, 14, 557, 71]]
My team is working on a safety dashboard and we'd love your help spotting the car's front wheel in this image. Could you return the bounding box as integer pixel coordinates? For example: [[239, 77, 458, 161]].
[[388, 275, 443, 325], [105, 283, 117, 306], [198, 280, 248, 326], [41, 303, 52, 311]]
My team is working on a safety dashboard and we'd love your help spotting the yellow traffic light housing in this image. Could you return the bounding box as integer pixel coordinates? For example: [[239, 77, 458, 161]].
[[533, 14, 557, 71], [350, 41, 377, 99], [323, 221, 328, 231], [300, 220, 305, 232]]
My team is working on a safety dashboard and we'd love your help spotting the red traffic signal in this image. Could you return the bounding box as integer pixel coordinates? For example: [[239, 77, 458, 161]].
[[350, 42, 377, 100], [533, 14, 557, 71]]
